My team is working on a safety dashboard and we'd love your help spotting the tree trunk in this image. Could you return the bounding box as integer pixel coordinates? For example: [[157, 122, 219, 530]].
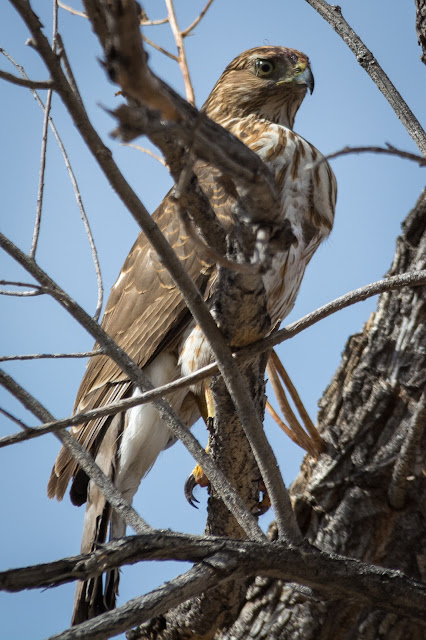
[[219, 190, 426, 639]]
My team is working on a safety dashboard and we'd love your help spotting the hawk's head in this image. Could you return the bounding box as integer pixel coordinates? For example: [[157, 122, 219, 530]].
[[203, 46, 314, 130]]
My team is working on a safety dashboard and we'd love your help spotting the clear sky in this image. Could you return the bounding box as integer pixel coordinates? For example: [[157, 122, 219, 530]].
[[0, 1, 425, 638]]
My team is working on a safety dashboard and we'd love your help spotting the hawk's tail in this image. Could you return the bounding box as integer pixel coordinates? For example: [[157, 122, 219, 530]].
[[71, 413, 124, 625]]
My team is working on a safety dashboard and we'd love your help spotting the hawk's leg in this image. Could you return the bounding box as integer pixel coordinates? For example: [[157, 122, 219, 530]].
[[184, 383, 271, 515], [184, 382, 214, 508]]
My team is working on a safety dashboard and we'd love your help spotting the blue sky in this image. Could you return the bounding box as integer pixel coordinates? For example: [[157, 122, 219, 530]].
[[0, 1, 425, 638]]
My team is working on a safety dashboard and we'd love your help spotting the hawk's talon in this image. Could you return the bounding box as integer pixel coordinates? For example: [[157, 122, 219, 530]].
[[184, 464, 209, 508], [184, 473, 200, 509]]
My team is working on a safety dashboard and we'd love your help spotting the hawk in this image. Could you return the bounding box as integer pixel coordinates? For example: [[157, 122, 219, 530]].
[[48, 46, 337, 623]]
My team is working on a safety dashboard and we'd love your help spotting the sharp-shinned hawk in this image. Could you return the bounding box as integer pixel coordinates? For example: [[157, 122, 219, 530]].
[[47, 46, 337, 623]]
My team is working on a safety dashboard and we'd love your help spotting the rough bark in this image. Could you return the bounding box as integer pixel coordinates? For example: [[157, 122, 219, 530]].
[[218, 191, 426, 640], [415, 0, 426, 64]]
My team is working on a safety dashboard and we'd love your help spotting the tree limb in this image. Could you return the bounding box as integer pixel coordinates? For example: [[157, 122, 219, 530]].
[[304, 0, 426, 155]]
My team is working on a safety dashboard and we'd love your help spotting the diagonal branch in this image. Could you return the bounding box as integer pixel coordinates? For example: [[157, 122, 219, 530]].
[[0, 233, 263, 540], [0, 368, 152, 535], [303, 0, 426, 155]]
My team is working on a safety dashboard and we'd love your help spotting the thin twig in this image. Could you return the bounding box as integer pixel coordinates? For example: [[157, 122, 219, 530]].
[[57, 1, 85, 18], [304, 0, 426, 155], [0, 350, 103, 363], [181, 0, 215, 37], [0, 68, 53, 88], [308, 144, 426, 169], [0, 279, 50, 296], [122, 142, 166, 165], [165, 0, 196, 104], [142, 34, 178, 61], [0, 407, 30, 430], [249, 270, 426, 356], [30, 34, 55, 258], [141, 17, 169, 27], [1, 49, 104, 319]]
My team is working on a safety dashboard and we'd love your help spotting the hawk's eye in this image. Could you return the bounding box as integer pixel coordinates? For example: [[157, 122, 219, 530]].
[[255, 59, 275, 77]]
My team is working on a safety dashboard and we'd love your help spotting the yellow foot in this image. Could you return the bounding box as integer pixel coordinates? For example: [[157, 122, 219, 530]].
[[184, 464, 209, 508]]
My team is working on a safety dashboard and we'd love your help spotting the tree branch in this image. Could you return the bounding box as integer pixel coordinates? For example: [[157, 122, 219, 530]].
[[0, 67, 53, 88], [2, 533, 425, 630], [304, 0, 426, 155], [310, 144, 426, 168]]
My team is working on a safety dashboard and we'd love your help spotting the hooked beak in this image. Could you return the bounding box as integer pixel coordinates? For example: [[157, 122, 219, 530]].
[[294, 66, 314, 94]]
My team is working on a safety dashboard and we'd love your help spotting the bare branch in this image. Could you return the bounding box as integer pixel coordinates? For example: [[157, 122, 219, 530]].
[[304, 0, 426, 155], [2, 533, 426, 631], [1, 49, 104, 318], [182, 0, 215, 38], [250, 269, 426, 355], [0, 68, 53, 88], [31, 77, 53, 258], [0, 407, 30, 430], [57, 1, 85, 18], [122, 142, 166, 165], [165, 0, 196, 104], [0, 280, 51, 296], [142, 34, 178, 61], [141, 17, 169, 27], [0, 350, 103, 363], [29, 0, 59, 257], [50, 559, 241, 640], [309, 144, 426, 168]]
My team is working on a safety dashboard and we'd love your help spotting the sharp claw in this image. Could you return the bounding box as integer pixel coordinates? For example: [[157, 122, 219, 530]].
[[184, 473, 200, 508]]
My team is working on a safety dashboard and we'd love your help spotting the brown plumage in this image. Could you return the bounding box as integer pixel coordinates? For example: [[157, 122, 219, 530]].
[[48, 46, 337, 624]]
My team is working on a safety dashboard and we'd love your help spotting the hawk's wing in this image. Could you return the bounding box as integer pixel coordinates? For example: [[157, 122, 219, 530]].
[[48, 183, 221, 502]]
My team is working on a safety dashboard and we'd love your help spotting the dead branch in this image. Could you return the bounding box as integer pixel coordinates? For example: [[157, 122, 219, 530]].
[[2, 533, 426, 632], [0, 68, 53, 88], [310, 144, 426, 168], [2, 48, 104, 319], [165, 0, 195, 104], [304, 0, 426, 155], [0, 350, 103, 363], [182, 0, 215, 37]]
